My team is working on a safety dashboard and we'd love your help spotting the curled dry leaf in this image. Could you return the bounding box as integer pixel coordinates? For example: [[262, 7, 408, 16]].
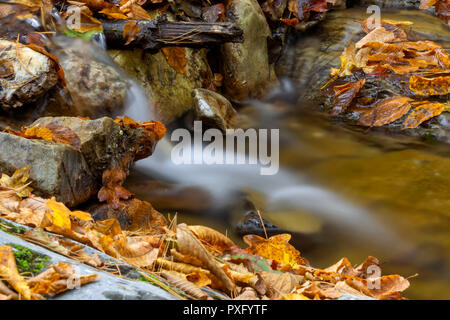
[[176, 224, 235, 292], [298, 281, 342, 299], [358, 97, 413, 127], [244, 234, 308, 269], [0, 246, 32, 300], [155, 258, 210, 275], [188, 225, 235, 253], [345, 274, 410, 300], [186, 272, 211, 287], [98, 167, 134, 209], [402, 102, 445, 129], [162, 271, 208, 300]]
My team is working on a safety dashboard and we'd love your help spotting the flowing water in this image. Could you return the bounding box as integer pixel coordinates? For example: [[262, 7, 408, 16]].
[[15, 6, 450, 299]]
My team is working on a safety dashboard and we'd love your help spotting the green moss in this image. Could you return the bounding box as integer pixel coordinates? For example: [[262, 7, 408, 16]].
[[6, 243, 51, 277], [0, 220, 27, 235]]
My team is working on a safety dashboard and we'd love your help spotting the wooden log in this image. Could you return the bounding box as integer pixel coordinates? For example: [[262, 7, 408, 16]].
[[101, 18, 244, 51]]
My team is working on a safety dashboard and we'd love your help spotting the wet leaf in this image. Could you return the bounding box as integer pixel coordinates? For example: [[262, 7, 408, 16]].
[[358, 97, 413, 127], [0, 166, 33, 198], [161, 47, 187, 74], [0, 59, 14, 78], [123, 20, 140, 45], [331, 79, 366, 115], [356, 27, 396, 49], [402, 102, 445, 129], [244, 234, 308, 269], [409, 74, 450, 96], [99, 7, 128, 20]]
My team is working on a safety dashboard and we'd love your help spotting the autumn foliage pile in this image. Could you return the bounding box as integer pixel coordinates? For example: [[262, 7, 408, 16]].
[[0, 165, 411, 300], [324, 18, 450, 129]]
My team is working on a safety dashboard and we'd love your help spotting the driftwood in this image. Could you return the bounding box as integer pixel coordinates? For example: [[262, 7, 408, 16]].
[[101, 18, 244, 51]]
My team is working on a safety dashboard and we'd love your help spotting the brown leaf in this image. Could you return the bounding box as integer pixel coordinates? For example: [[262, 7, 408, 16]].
[[176, 224, 235, 292], [0, 59, 14, 78], [298, 281, 342, 299], [402, 102, 445, 129], [98, 167, 133, 209], [0, 246, 32, 300], [409, 74, 450, 96], [188, 225, 235, 253], [123, 20, 140, 45], [331, 79, 366, 115], [356, 27, 396, 49], [99, 7, 128, 20], [258, 271, 299, 299], [345, 274, 410, 300], [358, 96, 413, 127], [161, 47, 187, 74]]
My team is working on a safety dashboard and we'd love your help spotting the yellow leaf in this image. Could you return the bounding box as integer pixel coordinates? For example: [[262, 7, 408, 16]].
[[0, 246, 32, 300], [281, 293, 311, 300], [244, 234, 308, 269], [0, 166, 33, 197]]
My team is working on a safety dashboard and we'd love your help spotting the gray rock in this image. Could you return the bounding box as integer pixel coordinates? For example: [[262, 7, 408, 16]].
[[53, 48, 128, 118], [0, 39, 58, 109], [192, 88, 237, 132], [0, 224, 177, 300], [0, 131, 96, 207], [0, 116, 159, 206], [221, 0, 278, 101]]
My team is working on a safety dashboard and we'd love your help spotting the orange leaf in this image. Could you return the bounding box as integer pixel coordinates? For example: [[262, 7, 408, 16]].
[[402, 102, 445, 129], [244, 234, 308, 269], [99, 7, 128, 20], [331, 79, 366, 115], [161, 47, 187, 74], [358, 96, 413, 127], [98, 167, 133, 209], [123, 20, 140, 45]]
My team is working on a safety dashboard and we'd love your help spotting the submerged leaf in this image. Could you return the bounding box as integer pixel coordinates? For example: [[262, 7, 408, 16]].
[[358, 97, 413, 127]]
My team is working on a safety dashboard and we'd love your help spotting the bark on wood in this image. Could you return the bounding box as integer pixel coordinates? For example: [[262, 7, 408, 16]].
[[101, 18, 244, 51]]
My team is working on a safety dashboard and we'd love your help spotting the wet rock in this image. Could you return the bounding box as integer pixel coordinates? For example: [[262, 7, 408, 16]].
[[0, 40, 58, 110], [0, 116, 159, 206], [222, 0, 278, 101], [192, 88, 237, 132], [235, 209, 283, 237], [49, 46, 128, 118], [0, 224, 177, 300]]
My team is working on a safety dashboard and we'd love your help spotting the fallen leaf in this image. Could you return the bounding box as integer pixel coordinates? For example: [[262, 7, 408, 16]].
[[244, 234, 308, 269], [188, 225, 235, 253], [161, 47, 187, 74], [0, 166, 33, 198], [162, 271, 208, 300], [356, 27, 396, 49], [0, 246, 32, 300], [331, 79, 366, 115], [409, 74, 450, 96], [358, 96, 413, 127]]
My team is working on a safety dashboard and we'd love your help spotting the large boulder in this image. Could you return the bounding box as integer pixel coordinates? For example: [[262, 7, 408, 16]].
[[0, 40, 58, 110], [0, 116, 159, 206], [221, 0, 278, 101]]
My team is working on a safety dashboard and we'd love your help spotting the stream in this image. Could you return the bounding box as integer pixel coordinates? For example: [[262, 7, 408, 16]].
[[120, 8, 450, 299]]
